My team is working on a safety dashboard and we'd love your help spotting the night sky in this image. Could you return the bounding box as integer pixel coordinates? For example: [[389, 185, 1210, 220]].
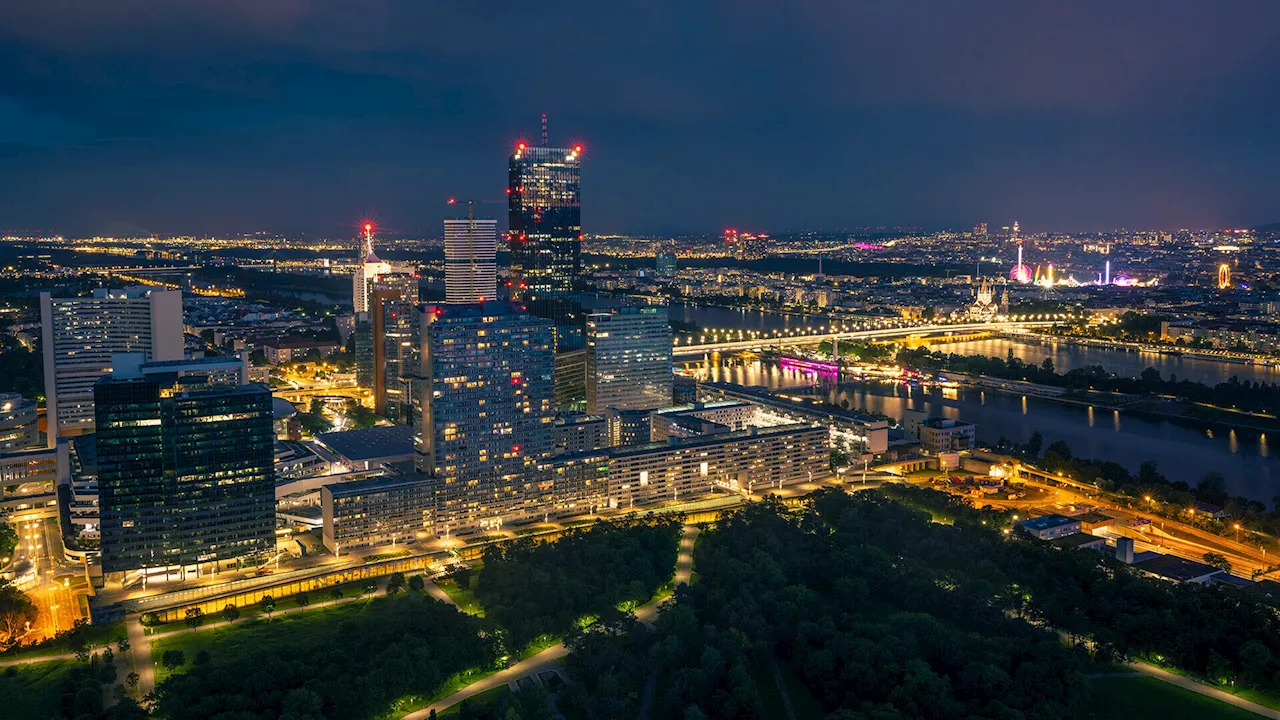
[[1, 1, 1277, 237]]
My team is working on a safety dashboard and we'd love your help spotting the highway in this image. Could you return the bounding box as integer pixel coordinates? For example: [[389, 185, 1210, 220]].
[[671, 320, 1062, 357]]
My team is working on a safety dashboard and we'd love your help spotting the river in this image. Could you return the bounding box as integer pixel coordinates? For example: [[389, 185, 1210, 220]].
[[697, 358, 1277, 502]]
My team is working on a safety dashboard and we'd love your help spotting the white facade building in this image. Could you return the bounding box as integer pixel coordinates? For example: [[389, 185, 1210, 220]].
[[444, 218, 498, 304], [40, 287, 183, 445]]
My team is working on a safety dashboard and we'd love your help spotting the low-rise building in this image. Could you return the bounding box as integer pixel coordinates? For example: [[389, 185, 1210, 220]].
[[321, 474, 433, 553], [1133, 554, 1223, 585], [607, 407, 655, 447], [314, 425, 414, 472], [1050, 533, 1106, 552], [262, 337, 340, 365], [1016, 514, 1081, 540], [903, 410, 976, 453]]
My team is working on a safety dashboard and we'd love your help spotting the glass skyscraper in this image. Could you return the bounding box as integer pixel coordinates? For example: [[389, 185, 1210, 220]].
[[94, 362, 275, 575], [411, 302, 556, 534], [508, 142, 583, 349]]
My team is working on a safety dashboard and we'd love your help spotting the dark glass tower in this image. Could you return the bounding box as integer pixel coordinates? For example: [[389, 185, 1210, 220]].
[[508, 142, 583, 350], [95, 375, 275, 574]]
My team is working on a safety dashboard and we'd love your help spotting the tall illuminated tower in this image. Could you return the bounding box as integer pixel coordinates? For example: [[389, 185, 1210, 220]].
[[508, 122, 583, 350]]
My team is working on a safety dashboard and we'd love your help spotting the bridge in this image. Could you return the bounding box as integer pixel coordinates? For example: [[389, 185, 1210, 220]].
[[671, 320, 1063, 357]]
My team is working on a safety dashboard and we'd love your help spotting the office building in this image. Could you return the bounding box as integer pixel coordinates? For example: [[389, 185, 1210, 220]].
[[412, 302, 556, 534], [94, 354, 275, 576], [650, 401, 758, 442], [0, 443, 67, 525], [903, 409, 976, 453], [1015, 514, 1081, 540], [603, 423, 827, 510], [585, 306, 673, 414], [508, 137, 583, 349], [444, 217, 498, 304], [321, 474, 432, 553], [554, 349, 587, 412], [607, 407, 653, 447], [656, 252, 677, 278], [554, 413, 608, 455], [370, 288, 417, 419], [41, 287, 183, 444], [0, 393, 39, 451]]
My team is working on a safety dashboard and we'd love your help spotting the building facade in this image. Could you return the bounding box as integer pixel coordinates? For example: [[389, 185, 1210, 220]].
[[412, 302, 557, 534], [444, 218, 498, 304], [41, 287, 183, 444], [554, 413, 608, 455], [0, 393, 39, 451], [94, 360, 275, 575], [508, 142, 583, 349], [321, 475, 433, 553], [585, 306, 673, 414], [903, 410, 977, 453]]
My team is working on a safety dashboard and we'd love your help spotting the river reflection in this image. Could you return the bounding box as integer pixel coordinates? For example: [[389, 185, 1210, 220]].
[[697, 358, 1278, 502]]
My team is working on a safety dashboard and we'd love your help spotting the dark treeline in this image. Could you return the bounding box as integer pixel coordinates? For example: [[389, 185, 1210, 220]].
[[899, 346, 1280, 415], [476, 517, 681, 650], [0, 334, 43, 401], [152, 598, 496, 720], [562, 489, 1280, 719]]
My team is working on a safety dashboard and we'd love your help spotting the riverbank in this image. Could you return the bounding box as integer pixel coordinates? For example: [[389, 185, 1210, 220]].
[[1006, 331, 1278, 368]]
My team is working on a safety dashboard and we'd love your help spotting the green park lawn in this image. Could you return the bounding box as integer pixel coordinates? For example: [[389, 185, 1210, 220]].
[[151, 591, 408, 683], [1088, 676, 1265, 720], [436, 576, 484, 617], [0, 618, 126, 663], [437, 685, 512, 718], [0, 659, 75, 719]]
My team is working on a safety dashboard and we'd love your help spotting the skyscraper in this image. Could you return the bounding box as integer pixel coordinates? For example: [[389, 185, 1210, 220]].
[[371, 288, 416, 420], [585, 306, 673, 414], [508, 133, 583, 349], [411, 302, 556, 534], [444, 217, 498, 304], [94, 354, 274, 576], [41, 287, 183, 445]]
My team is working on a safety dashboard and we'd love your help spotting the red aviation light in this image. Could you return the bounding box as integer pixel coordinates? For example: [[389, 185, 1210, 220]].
[[517, 142, 526, 151], [573, 145, 583, 153], [447, 197, 457, 204], [364, 223, 373, 232], [512, 445, 522, 453]]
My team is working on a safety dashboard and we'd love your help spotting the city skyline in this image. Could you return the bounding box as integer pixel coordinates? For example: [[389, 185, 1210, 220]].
[[2, 3, 1279, 237]]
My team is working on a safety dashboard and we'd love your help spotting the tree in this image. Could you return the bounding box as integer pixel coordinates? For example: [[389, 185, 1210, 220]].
[[194, 649, 211, 666], [261, 594, 276, 620], [329, 586, 343, 602], [161, 649, 186, 671], [363, 582, 377, 595], [0, 525, 16, 560], [116, 636, 131, 654], [1045, 440, 1073, 462], [451, 566, 473, 591], [125, 671, 140, 694], [1041, 357, 1054, 373], [1198, 472, 1227, 497], [409, 574, 425, 592], [0, 581, 38, 648], [222, 604, 240, 624], [184, 606, 205, 629], [297, 592, 310, 609], [1024, 431, 1043, 458], [103, 646, 115, 665], [386, 572, 406, 595], [1203, 552, 1232, 573]]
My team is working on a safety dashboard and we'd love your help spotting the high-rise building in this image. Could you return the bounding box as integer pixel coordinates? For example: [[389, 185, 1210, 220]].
[[656, 252, 677, 278], [41, 287, 184, 445], [352, 224, 416, 313], [508, 136, 583, 349], [585, 306, 673, 414], [0, 393, 39, 451], [444, 217, 498, 304], [94, 354, 275, 576], [411, 302, 556, 534], [372, 289, 416, 420]]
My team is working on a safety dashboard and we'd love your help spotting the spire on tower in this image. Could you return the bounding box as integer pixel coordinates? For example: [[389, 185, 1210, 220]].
[[541, 113, 548, 147]]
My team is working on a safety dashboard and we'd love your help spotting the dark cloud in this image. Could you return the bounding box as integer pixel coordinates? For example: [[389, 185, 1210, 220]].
[[0, 0, 1277, 236]]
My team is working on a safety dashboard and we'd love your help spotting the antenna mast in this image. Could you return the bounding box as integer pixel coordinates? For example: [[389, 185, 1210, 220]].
[[541, 113, 548, 147]]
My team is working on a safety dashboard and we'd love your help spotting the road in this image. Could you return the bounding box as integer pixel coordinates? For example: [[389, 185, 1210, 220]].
[[403, 524, 701, 719]]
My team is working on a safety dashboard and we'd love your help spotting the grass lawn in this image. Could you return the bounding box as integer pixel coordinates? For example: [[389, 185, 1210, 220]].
[[146, 579, 378, 633], [375, 665, 502, 720], [151, 592, 409, 683], [436, 577, 484, 616], [0, 618, 126, 663], [0, 658, 74, 719], [1088, 676, 1264, 720], [517, 634, 561, 662], [1229, 686, 1280, 711]]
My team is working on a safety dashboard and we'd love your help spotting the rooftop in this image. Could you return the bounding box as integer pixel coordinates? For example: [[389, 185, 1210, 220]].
[[315, 425, 415, 462], [323, 473, 430, 498], [1050, 532, 1104, 549], [1017, 514, 1079, 532], [1134, 554, 1223, 582]]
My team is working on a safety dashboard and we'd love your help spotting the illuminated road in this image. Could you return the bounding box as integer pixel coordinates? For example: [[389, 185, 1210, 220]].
[[672, 320, 1062, 357]]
